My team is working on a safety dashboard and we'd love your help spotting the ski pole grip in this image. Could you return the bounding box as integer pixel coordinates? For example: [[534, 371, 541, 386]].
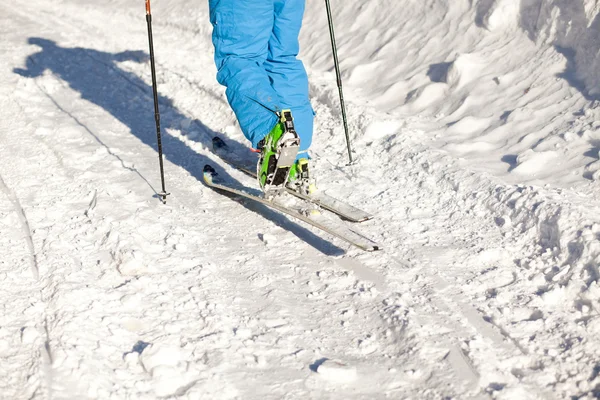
[[145, 0, 151, 15]]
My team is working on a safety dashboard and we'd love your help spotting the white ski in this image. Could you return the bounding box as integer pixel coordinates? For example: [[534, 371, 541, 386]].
[[212, 137, 373, 222], [202, 165, 380, 252]]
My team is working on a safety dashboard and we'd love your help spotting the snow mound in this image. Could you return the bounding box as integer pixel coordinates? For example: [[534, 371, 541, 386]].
[[445, 53, 487, 90], [314, 359, 357, 384], [139, 344, 191, 397], [512, 149, 561, 176], [477, 0, 520, 31]]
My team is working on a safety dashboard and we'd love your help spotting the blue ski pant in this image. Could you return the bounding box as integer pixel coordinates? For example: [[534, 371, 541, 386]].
[[209, 0, 313, 155]]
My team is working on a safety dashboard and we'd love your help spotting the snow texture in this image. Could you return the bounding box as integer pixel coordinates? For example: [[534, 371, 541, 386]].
[[1, 0, 600, 399]]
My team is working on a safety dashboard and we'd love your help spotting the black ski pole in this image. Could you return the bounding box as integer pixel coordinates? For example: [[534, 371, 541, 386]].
[[145, 0, 169, 203], [324, 0, 353, 164]]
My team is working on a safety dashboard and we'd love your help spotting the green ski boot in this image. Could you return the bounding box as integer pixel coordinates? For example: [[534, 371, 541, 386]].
[[287, 158, 317, 196], [257, 110, 300, 193]]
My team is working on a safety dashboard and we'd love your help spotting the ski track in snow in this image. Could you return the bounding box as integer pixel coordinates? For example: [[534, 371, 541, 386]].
[[0, 174, 39, 281], [1, 0, 600, 399]]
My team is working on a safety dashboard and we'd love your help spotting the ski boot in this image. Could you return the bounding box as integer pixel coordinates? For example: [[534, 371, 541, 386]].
[[257, 110, 300, 194], [287, 158, 317, 196]]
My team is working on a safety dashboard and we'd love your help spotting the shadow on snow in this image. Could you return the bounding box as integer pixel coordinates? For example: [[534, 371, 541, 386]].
[[14, 37, 344, 256]]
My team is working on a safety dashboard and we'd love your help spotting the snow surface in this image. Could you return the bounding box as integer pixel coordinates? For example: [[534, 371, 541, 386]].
[[2, 0, 600, 398]]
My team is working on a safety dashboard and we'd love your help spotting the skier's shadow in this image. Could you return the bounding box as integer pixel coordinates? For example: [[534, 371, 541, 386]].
[[14, 37, 344, 256]]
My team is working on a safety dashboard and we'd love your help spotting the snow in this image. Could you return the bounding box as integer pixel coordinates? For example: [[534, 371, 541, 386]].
[[315, 359, 358, 383], [1, 0, 600, 398]]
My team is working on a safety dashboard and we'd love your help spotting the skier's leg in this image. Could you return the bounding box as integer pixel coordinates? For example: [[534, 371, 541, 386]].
[[265, 0, 313, 156], [208, 0, 280, 148]]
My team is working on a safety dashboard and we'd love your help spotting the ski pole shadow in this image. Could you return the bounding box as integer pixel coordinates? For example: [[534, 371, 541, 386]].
[[14, 37, 345, 256]]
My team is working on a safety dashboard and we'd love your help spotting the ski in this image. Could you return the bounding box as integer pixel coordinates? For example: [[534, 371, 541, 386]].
[[202, 165, 380, 252], [212, 137, 373, 222]]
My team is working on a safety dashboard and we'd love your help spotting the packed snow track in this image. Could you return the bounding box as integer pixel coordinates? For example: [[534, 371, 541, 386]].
[[1, 0, 600, 399]]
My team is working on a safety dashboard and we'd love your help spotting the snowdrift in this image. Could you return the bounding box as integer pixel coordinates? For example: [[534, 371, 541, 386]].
[[94, 0, 600, 186], [301, 0, 600, 189]]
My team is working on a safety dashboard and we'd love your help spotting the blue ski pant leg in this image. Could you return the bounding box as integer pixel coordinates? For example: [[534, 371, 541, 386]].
[[209, 0, 280, 148], [266, 0, 313, 155]]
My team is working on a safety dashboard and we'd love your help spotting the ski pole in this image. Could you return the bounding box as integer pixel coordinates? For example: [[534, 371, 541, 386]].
[[324, 0, 353, 164], [145, 0, 169, 203]]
